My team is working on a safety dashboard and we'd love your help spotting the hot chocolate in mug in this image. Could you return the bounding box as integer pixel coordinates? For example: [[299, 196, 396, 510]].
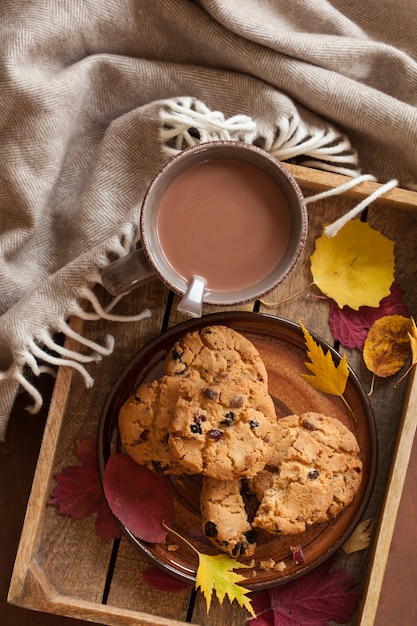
[[102, 141, 308, 317]]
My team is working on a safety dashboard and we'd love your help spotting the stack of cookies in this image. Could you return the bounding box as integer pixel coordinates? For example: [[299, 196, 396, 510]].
[[118, 325, 362, 559]]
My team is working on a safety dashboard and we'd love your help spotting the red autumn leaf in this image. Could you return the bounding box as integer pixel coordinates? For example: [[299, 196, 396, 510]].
[[48, 434, 121, 542], [75, 435, 100, 466], [142, 565, 192, 592], [250, 558, 361, 626], [103, 453, 173, 544], [95, 498, 123, 542], [330, 283, 409, 350]]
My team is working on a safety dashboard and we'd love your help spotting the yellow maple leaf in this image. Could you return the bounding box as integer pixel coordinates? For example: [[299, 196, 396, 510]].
[[363, 315, 412, 379], [196, 552, 255, 616], [300, 321, 349, 398], [163, 522, 255, 616], [310, 220, 395, 310], [342, 518, 373, 555]]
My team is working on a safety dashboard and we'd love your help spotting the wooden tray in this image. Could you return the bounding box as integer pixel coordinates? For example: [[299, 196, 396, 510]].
[[8, 164, 417, 625]]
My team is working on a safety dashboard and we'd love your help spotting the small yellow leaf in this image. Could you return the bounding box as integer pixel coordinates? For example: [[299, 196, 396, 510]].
[[342, 519, 373, 555], [310, 220, 395, 310], [163, 521, 255, 617], [363, 315, 412, 378], [300, 321, 349, 397], [196, 552, 255, 616]]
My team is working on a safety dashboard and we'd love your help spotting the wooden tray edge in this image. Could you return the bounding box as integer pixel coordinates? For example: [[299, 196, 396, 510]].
[[7, 322, 82, 609], [11, 559, 191, 626], [357, 366, 417, 625], [284, 163, 417, 212]]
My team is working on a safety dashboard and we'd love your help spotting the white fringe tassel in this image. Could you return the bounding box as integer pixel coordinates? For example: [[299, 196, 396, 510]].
[[13, 367, 45, 415], [8, 277, 152, 415], [160, 98, 257, 154], [323, 178, 399, 237], [74, 286, 152, 323], [305, 174, 377, 206], [26, 338, 95, 388], [160, 98, 362, 177]]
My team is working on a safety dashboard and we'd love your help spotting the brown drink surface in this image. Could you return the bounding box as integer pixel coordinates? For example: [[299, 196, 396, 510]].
[[157, 159, 291, 292]]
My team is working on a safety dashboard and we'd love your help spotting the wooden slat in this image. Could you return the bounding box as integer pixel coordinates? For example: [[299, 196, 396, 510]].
[[105, 537, 193, 621]]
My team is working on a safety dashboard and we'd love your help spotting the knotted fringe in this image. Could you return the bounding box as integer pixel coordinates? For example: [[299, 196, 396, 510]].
[[5, 226, 152, 416], [160, 97, 361, 177], [262, 117, 359, 177], [160, 97, 257, 153]]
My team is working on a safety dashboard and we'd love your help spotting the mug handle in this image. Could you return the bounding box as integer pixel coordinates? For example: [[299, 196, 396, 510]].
[[177, 275, 207, 318], [101, 247, 155, 296]]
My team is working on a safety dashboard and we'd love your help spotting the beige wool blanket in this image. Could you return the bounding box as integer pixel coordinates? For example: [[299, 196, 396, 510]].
[[1, 0, 417, 440]]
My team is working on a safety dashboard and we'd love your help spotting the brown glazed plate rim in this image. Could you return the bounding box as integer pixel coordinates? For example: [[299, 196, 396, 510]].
[[97, 311, 377, 591]]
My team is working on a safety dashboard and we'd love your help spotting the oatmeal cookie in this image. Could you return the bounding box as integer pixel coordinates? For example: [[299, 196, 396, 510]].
[[164, 325, 268, 388], [299, 412, 363, 516], [118, 374, 200, 475], [200, 476, 257, 557], [169, 377, 278, 479], [253, 416, 334, 534], [252, 413, 362, 534]]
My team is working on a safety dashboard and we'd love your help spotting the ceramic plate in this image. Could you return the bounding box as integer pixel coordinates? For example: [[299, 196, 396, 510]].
[[97, 311, 377, 590]]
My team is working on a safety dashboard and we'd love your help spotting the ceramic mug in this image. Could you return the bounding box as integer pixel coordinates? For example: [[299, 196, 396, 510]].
[[102, 141, 308, 317]]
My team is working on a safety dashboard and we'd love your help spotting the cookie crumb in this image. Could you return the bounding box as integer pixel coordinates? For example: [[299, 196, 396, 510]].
[[273, 561, 287, 572], [260, 558, 276, 570], [167, 544, 179, 552]]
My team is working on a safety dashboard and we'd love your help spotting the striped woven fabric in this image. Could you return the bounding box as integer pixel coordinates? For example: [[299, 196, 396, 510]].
[[1, 0, 416, 439]]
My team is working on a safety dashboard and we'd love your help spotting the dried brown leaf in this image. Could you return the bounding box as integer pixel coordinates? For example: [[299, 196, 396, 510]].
[[342, 519, 374, 555]]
